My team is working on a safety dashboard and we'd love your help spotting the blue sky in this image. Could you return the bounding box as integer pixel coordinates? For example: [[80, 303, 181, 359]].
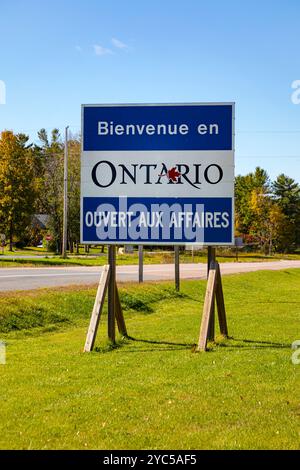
[[0, 0, 300, 180]]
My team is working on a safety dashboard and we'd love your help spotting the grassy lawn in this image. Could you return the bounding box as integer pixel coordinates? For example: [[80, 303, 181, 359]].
[[1, 248, 300, 267], [0, 270, 300, 449], [0, 245, 105, 257]]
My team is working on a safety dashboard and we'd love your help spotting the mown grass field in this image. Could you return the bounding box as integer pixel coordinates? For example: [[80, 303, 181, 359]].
[[1, 248, 300, 268], [0, 270, 300, 449]]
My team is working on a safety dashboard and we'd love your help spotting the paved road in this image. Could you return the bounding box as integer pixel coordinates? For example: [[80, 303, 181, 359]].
[[1, 260, 300, 292]]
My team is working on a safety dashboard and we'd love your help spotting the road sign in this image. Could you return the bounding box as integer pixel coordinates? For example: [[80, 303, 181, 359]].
[[81, 103, 234, 245]]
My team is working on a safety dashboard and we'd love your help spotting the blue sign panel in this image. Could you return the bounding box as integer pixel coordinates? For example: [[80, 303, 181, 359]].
[[83, 104, 233, 151], [82, 197, 233, 244]]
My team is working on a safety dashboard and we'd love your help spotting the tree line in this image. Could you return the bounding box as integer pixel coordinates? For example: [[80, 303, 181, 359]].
[[235, 167, 300, 253], [0, 129, 80, 252], [0, 130, 299, 253]]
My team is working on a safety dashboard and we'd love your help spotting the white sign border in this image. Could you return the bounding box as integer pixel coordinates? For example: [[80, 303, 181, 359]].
[[80, 102, 235, 246]]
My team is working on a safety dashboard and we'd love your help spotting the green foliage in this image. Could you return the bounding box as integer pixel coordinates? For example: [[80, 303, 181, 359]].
[[34, 129, 64, 252], [34, 130, 81, 253], [120, 285, 185, 313], [0, 284, 185, 334], [67, 139, 81, 249], [235, 166, 270, 235], [272, 174, 300, 215], [272, 174, 300, 248], [235, 168, 300, 252], [0, 305, 69, 333], [0, 131, 37, 248]]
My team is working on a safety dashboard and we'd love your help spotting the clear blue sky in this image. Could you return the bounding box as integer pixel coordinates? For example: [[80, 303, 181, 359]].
[[0, 0, 300, 180]]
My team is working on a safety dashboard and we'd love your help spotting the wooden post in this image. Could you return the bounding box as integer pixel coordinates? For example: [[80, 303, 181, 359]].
[[138, 245, 143, 283], [197, 261, 217, 351], [84, 265, 110, 352], [108, 246, 116, 343], [115, 284, 127, 337], [215, 263, 228, 337], [197, 260, 228, 352], [174, 245, 180, 291], [84, 252, 128, 351], [207, 247, 216, 341]]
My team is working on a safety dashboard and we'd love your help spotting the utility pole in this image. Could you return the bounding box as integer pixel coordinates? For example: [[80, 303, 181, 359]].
[[62, 126, 69, 258]]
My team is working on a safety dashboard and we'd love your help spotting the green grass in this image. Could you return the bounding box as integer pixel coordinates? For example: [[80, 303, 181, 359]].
[[0, 270, 300, 449], [1, 249, 300, 267], [1, 245, 105, 256]]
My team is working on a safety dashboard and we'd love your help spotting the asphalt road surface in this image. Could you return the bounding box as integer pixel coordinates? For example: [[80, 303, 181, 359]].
[[1, 260, 300, 292]]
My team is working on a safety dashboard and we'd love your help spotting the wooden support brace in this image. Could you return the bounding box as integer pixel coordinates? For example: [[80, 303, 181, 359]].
[[197, 261, 217, 352], [84, 260, 129, 351], [84, 265, 110, 352], [196, 260, 228, 352]]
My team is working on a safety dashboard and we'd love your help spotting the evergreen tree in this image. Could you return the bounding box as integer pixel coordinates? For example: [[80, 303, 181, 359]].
[[272, 174, 300, 248]]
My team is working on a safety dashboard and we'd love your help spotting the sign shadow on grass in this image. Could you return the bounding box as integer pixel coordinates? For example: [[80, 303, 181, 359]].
[[217, 337, 290, 350], [94, 335, 195, 353], [121, 336, 195, 353]]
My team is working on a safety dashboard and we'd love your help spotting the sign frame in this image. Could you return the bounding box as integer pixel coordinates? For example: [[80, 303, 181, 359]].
[[80, 102, 235, 246]]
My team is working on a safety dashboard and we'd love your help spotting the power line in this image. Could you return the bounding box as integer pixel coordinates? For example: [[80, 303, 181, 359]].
[[3, 125, 300, 134], [34, 156, 300, 161], [237, 155, 300, 159], [237, 130, 300, 134]]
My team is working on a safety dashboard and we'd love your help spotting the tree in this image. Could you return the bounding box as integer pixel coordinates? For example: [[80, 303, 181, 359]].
[[0, 131, 37, 250], [235, 167, 270, 236], [248, 187, 294, 254], [34, 128, 64, 252], [268, 204, 294, 253], [272, 174, 300, 214], [272, 174, 300, 249], [67, 137, 81, 251], [34, 130, 81, 254], [248, 188, 272, 253]]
